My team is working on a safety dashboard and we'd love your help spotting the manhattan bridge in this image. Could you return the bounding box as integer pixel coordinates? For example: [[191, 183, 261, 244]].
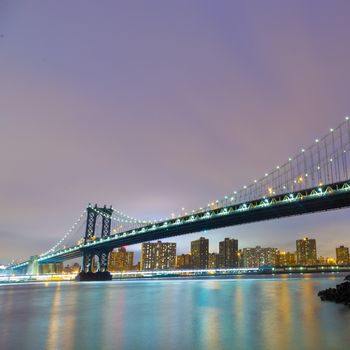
[[6, 117, 350, 279]]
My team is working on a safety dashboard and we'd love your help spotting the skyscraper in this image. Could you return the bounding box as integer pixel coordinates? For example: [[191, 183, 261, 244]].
[[141, 241, 176, 271], [296, 237, 317, 265], [336, 246, 349, 265], [191, 237, 209, 269], [219, 238, 238, 268]]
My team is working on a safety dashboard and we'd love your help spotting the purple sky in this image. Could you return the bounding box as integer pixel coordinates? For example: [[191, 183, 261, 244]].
[[1, 1, 350, 264]]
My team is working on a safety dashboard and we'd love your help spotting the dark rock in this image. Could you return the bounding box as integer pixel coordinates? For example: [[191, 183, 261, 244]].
[[318, 281, 350, 306]]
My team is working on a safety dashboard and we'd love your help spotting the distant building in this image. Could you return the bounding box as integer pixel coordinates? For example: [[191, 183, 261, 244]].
[[276, 251, 297, 266], [191, 237, 209, 269], [108, 247, 134, 272], [40, 262, 63, 274], [141, 241, 176, 271], [237, 249, 243, 267], [242, 246, 278, 268], [219, 238, 238, 268], [92, 257, 98, 272], [296, 237, 317, 265], [208, 253, 220, 269], [336, 246, 349, 265], [63, 263, 81, 274], [176, 254, 192, 269]]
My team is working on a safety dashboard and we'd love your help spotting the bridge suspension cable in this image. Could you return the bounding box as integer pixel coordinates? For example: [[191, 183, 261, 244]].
[[200, 116, 350, 212], [39, 210, 87, 256]]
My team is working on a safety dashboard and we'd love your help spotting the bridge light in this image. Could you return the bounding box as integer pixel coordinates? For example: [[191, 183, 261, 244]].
[[346, 116, 350, 121], [288, 158, 292, 161], [315, 139, 319, 143], [301, 149, 305, 152], [330, 128, 334, 132], [265, 173, 268, 177]]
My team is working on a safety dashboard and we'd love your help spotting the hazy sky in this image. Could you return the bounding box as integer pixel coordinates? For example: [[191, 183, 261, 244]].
[[1, 1, 350, 264]]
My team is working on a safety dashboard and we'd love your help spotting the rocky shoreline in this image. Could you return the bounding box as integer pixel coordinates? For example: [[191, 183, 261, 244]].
[[318, 275, 350, 306]]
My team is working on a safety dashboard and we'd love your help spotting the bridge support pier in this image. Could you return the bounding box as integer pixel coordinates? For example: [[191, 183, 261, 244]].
[[77, 248, 113, 281], [76, 204, 113, 281]]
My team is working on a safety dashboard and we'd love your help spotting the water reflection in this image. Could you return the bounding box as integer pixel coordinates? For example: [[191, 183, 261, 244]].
[[47, 282, 61, 350], [1, 275, 350, 350]]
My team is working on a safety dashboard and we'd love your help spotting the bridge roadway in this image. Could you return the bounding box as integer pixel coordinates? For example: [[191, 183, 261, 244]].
[[34, 180, 350, 264]]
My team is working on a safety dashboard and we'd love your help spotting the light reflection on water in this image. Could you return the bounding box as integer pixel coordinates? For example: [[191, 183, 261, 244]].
[[1, 274, 350, 350]]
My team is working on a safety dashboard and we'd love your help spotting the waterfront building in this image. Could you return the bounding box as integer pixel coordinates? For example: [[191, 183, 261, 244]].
[[219, 238, 238, 268], [237, 249, 243, 267], [176, 254, 192, 269], [208, 253, 220, 269], [336, 246, 349, 265], [318, 256, 326, 265], [191, 237, 209, 269], [141, 241, 176, 270], [326, 257, 336, 265], [242, 246, 278, 267], [108, 247, 134, 272], [276, 251, 297, 266], [296, 237, 317, 265], [40, 263, 63, 274]]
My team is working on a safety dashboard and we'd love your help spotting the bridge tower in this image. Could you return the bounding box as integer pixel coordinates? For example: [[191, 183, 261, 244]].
[[79, 204, 114, 280]]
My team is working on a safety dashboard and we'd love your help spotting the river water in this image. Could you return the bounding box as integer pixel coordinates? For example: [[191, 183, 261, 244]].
[[1, 274, 350, 350]]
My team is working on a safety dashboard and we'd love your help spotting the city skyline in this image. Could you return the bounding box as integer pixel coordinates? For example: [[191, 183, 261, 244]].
[[102, 237, 350, 271], [2, 1, 350, 263]]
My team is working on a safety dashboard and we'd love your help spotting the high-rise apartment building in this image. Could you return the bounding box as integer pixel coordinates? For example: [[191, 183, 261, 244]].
[[219, 238, 238, 268], [191, 237, 209, 269], [176, 254, 192, 269], [296, 237, 317, 265], [276, 251, 297, 266], [141, 241, 176, 271], [208, 253, 220, 269], [242, 246, 278, 267], [108, 247, 134, 272], [336, 246, 349, 265]]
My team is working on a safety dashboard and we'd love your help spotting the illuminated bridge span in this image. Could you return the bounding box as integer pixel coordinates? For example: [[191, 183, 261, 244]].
[[7, 117, 350, 277]]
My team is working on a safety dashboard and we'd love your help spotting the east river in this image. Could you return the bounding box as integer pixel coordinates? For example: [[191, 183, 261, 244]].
[[1, 274, 350, 350]]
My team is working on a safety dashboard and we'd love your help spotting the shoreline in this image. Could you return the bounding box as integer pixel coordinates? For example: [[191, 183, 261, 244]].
[[1, 269, 349, 285]]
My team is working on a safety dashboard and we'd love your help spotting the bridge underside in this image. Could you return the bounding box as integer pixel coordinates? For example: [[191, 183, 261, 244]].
[[39, 181, 350, 264]]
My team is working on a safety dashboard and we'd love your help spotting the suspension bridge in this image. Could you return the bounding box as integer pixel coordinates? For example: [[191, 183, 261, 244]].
[[5, 117, 350, 280]]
